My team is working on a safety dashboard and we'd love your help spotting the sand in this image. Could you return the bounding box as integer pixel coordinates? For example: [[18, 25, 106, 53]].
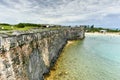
[[85, 32, 120, 36]]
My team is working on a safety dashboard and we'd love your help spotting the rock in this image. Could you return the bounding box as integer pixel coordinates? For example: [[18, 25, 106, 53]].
[[0, 27, 85, 80]]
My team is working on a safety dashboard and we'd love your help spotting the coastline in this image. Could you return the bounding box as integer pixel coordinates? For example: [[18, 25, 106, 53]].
[[44, 40, 76, 80], [44, 32, 120, 80], [85, 32, 120, 36], [45, 32, 120, 80]]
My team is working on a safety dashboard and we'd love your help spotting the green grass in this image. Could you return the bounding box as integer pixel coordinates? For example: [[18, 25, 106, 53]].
[[0, 26, 12, 30], [0, 25, 39, 31], [13, 26, 36, 31], [0, 25, 71, 36]]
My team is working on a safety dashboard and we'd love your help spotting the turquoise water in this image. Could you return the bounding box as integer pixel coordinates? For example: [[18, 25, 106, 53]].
[[46, 34, 120, 80]]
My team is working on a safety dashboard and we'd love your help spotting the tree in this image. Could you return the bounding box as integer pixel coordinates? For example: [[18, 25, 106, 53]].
[[91, 25, 94, 28], [17, 23, 25, 28]]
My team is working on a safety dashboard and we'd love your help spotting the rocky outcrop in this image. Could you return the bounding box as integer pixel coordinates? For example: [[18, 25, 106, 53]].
[[0, 27, 84, 80]]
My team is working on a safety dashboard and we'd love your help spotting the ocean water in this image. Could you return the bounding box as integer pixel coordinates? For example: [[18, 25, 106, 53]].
[[45, 33, 120, 80]]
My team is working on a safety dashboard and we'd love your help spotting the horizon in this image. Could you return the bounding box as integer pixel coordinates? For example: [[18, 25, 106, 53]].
[[0, 0, 120, 29], [0, 22, 119, 29]]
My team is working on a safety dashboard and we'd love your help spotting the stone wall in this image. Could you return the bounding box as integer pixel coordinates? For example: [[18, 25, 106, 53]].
[[0, 27, 85, 80]]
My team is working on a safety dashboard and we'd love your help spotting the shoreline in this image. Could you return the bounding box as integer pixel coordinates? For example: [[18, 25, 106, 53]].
[[85, 32, 120, 36], [44, 32, 120, 80], [44, 40, 77, 80]]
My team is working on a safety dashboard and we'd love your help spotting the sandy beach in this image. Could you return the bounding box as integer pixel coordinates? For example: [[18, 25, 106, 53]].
[[85, 32, 120, 36]]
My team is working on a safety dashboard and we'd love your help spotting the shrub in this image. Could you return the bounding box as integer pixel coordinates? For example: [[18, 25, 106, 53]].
[[17, 23, 25, 28]]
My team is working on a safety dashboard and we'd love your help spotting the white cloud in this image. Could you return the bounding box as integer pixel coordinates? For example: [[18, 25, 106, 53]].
[[0, 0, 120, 27]]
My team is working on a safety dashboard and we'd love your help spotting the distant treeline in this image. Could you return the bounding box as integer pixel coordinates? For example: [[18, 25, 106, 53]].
[[14, 23, 43, 28], [0, 23, 11, 26], [85, 25, 120, 32], [16, 23, 42, 27], [0, 23, 63, 28], [0, 23, 43, 27]]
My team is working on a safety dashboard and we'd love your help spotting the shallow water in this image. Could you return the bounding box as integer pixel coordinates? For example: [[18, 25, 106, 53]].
[[45, 33, 120, 80]]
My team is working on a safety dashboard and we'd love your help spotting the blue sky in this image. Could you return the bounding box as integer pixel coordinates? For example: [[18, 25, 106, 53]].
[[0, 0, 120, 28]]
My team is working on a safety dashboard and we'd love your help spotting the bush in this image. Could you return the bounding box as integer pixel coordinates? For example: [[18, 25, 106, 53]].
[[17, 23, 25, 28]]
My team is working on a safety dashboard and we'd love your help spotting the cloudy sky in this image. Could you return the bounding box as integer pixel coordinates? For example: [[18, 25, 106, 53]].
[[0, 0, 120, 28]]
